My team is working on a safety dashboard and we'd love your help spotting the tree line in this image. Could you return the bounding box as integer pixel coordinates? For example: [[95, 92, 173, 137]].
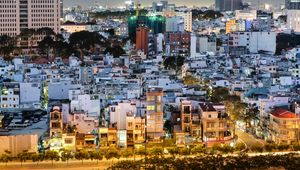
[[0, 28, 126, 61]]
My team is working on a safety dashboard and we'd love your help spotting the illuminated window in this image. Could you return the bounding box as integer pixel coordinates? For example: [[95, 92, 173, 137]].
[[156, 105, 161, 112], [157, 96, 161, 102], [147, 105, 155, 111], [147, 96, 155, 102]]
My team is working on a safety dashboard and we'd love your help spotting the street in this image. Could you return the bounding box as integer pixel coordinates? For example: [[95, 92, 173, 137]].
[[236, 128, 266, 151]]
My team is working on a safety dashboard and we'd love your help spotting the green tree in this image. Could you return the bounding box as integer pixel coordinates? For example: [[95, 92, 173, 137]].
[[149, 147, 163, 157], [167, 147, 179, 156], [183, 75, 200, 86], [38, 35, 54, 59], [0, 150, 13, 166], [30, 153, 41, 165], [90, 150, 103, 164], [121, 149, 133, 160], [61, 149, 73, 165], [105, 148, 121, 164], [17, 150, 29, 166], [0, 35, 15, 60], [75, 150, 90, 165], [104, 45, 125, 58], [69, 31, 107, 59], [191, 145, 207, 155], [178, 147, 190, 156], [45, 150, 59, 166], [163, 56, 185, 73]]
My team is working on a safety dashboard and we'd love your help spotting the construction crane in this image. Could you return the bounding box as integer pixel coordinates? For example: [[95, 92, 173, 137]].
[[136, 0, 141, 16]]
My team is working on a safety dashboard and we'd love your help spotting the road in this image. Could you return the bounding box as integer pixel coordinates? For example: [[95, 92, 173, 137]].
[[236, 128, 266, 150]]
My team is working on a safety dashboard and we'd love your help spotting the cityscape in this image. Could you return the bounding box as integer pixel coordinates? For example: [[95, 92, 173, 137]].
[[1, 0, 300, 169]]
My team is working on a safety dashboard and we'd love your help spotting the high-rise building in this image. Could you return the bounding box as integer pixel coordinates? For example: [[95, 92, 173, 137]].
[[286, 0, 300, 9], [0, 0, 61, 36], [146, 87, 164, 141], [215, 0, 242, 11], [287, 10, 300, 32], [136, 27, 149, 55], [128, 15, 166, 39]]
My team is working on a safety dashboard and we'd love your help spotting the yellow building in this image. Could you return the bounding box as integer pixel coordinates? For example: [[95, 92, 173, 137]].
[[226, 20, 236, 34], [270, 108, 300, 145]]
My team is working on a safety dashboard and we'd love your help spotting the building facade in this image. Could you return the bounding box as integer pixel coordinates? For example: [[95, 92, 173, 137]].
[[215, 0, 242, 11], [146, 87, 164, 141], [0, 0, 61, 36], [136, 27, 149, 55], [269, 108, 300, 144]]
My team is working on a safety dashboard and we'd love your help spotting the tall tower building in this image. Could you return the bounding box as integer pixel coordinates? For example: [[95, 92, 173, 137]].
[[0, 0, 61, 36], [136, 27, 149, 55], [146, 87, 164, 141], [215, 0, 242, 11], [286, 0, 300, 33], [286, 0, 300, 9]]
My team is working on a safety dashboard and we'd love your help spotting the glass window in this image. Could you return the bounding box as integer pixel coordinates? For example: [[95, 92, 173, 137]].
[[147, 105, 155, 111]]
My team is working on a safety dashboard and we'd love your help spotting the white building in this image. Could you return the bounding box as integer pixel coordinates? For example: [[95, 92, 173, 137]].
[[166, 16, 184, 32], [229, 32, 276, 54], [48, 80, 76, 100], [176, 11, 193, 32], [70, 94, 100, 117], [235, 10, 257, 20], [0, 83, 20, 109], [19, 82, 41, 105], [287, 10, 300, 33], [109, 102, 137, 130]]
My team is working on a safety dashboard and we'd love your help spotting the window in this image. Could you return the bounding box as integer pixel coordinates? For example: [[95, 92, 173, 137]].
[[147, 96, 155, 102], [64, 139, 73, 144], [147, 105, 155, 111]]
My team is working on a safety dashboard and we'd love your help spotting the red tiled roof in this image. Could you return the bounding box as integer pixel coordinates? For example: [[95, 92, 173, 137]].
[[34, 57, 49, 64], [271, 108, 298, 119]]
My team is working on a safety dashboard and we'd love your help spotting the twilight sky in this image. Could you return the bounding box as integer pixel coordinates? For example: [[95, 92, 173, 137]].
[[64, 0, 214, 8], [64, 0, 285, 8]]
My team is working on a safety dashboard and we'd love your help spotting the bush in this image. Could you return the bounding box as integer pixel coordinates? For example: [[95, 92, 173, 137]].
[[292, 144, 300, 151], [264, 143, 277, 152], [277, 144, 290, 151], [178, 148, 190, 156], [250, 143, 264, 153], [235, 143, 246, 151], [191, 145, 207, 155]]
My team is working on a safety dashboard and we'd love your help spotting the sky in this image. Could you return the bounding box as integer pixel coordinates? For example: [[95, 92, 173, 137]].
[[63, 0, 285, 8], [63, 0, 214, 8]]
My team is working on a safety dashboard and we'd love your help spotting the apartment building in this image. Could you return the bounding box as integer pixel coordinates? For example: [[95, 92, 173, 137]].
[[49, 106, 63, 138], [0, 82, 20, 109], [0, 0, 61, 36], [269, 108, 300, 144], [200, 103, 236, 147], [180, 100, 201, 141], [146, 87, 164, 141]]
